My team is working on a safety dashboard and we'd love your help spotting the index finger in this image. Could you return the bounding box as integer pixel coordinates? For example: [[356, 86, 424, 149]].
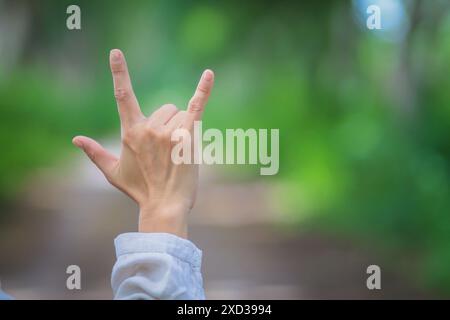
[[110, 49, 143, 129], [184, 69, 214, 128]]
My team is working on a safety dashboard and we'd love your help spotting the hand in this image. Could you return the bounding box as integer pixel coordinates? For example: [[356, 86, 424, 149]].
[[72, 49, 214, 238]]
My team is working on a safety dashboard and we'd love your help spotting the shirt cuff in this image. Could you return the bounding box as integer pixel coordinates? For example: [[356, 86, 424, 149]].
[[114, 232, 202, 270]]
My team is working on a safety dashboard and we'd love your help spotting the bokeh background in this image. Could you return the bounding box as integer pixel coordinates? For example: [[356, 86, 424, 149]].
[[0, 0, 449, 299]]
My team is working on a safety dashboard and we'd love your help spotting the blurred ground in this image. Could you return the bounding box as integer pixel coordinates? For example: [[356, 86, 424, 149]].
[[0, 150, 430, 299]]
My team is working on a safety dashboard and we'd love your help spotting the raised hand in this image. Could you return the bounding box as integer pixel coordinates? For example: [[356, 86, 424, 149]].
[[72, 49, 214, 238]]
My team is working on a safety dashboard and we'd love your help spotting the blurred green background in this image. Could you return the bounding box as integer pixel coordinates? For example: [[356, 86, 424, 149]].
[[0, 0, 449, 297]]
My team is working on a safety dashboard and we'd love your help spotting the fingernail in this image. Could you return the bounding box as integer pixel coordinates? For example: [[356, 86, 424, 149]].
[[110, 49, 122, 62], [72, 138, 83, 148], [203, 69, 213, 81]]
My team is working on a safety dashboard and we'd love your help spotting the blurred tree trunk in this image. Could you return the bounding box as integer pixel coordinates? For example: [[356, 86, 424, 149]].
[[396, 0, 422, 119]]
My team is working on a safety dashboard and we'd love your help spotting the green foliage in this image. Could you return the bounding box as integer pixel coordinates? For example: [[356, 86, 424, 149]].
[[0, 68, 115, 199]]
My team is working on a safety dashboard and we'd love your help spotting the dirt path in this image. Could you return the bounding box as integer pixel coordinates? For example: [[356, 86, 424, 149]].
[[0, 153, 429, 299]]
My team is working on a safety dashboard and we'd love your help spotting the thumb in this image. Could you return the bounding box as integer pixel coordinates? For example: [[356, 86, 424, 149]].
[[72, 136, 118, 178]]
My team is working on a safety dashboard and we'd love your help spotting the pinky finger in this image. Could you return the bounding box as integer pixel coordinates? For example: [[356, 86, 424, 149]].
[[184, 69, 214, 127]]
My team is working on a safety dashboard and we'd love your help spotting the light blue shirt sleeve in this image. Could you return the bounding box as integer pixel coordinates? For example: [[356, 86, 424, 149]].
[[0, 289, 13, 300], [111, 232, 205, 300]]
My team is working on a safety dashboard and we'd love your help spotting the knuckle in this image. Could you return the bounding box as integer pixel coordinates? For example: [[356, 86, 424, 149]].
[[155, 129, 168, 140], [197, 86, 209, 94], [114, 88, 131, 102], [111, 64, 125, 74], [161, 129, 172, 140], [189, 99, 203, 112], [162, 103, 178, 112], [89, 151, 97, 163], [122, 131, 134, 146], [144, 124, 157, 137]]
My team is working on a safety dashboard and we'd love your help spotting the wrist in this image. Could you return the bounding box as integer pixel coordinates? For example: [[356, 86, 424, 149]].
[[138, 201, 190, 238]]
